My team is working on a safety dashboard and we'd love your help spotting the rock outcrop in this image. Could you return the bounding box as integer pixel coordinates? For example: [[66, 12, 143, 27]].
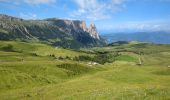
[[46, 18, 100, 40], [88, 23, 100, 39]]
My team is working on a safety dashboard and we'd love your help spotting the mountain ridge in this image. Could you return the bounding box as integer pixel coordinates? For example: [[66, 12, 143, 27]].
[[101, 31, 170, 44], [0, 14, 105, 48]]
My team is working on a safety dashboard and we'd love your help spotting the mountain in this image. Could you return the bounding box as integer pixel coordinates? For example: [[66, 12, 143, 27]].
[[101, 32, 170, 44], [0, 14, 105, 48]]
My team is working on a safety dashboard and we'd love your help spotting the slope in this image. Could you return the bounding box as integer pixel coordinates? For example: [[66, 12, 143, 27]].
[[0, 41, 170, 99]]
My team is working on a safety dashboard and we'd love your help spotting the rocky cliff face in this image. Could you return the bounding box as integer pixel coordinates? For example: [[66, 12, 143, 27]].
[[0, 14, 105, 48], [88, 23, 100, 39], [46, 18, 100, 40]]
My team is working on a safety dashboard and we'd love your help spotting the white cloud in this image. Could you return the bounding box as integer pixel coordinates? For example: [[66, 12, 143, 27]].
[[0, 0, 56, 5], [70, 0, 125, 20], [19, 12, 37, 19]]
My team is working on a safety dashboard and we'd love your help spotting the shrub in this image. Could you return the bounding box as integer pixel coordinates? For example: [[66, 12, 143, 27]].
[[58, 56, 64, 60], [32, 53, 38, 56], [1, 44, 14, 52], [65, 56, 69, 59], [49, 54, 55, 57]]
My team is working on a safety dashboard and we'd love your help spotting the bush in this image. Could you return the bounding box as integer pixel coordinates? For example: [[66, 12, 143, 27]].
[[58, 56, 64, 60], [73, 55, 92, 61], [32, 53, 38, 56], [1, 44, 14, 52], [65, 56, 71, 60], [49, 54, 55, 57]]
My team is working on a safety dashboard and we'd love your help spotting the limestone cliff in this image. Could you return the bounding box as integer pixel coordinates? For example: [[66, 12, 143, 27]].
[[88, 23, 100, 39], [46, 18, 100, 40]]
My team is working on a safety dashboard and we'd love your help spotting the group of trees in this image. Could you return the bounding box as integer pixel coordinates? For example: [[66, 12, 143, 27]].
[[41, 50, 122, 65], [73, 52, 121, 64]]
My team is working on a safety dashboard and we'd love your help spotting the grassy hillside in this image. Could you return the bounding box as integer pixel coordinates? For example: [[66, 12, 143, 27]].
[[0, 41, 170, 99]]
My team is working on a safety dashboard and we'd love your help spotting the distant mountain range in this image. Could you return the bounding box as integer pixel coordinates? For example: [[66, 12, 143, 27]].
[[0, 14, 105, 48], [101, 32, 170, 44]]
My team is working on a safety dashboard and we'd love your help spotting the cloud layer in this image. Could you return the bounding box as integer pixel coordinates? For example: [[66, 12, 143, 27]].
[[71, 0, 125, 20]]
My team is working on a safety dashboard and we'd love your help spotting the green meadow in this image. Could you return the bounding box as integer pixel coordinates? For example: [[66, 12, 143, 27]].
[[0, 41, 170, 100]]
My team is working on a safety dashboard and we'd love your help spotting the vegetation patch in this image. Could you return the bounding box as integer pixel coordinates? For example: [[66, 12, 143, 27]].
[[115, 55, 137, 62], [1, 44, 15, 52], [56, 63, 93, 76], [152, 69, 170, 75], [74, 52, 120, 64]]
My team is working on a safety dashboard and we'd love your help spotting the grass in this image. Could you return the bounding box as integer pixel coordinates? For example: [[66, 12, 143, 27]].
[[56, 63, 95, 76], [1, 63, 169, 100], [115, 55, 137, 62], [0, 41, 90, 58], [0, 40, 170, 99]]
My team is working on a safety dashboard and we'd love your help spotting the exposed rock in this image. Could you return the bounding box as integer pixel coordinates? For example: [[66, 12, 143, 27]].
[[81, 21, 88, 32], [46, 18, 100, 39], [0, 14, 23, 21], [88, 23, 100, 39]]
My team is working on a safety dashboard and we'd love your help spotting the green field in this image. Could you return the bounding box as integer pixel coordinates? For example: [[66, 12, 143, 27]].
[[0, 41, 170, 100]]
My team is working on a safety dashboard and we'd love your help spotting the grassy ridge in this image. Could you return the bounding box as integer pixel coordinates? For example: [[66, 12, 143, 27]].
[[0, 41, 170, 99]]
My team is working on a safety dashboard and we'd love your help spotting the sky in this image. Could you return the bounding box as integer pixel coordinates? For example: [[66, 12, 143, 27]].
[[0, 0, 170, 33]]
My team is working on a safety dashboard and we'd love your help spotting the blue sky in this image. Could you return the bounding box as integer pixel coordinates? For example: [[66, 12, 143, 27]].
[[0, 0, 170, 33]]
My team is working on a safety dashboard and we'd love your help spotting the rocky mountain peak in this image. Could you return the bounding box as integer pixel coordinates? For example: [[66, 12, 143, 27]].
[[88, 23, 100, 39], [47, 18, 100, 40], [80, 21, 88, 32], [0, 14, 23, 21]]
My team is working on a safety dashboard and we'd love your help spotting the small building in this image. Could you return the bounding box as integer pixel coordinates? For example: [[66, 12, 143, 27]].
[[87, 62, 99, 66]]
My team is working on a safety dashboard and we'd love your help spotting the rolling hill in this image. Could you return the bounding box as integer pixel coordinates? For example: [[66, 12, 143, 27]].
[[0, 40, 170, 99]]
